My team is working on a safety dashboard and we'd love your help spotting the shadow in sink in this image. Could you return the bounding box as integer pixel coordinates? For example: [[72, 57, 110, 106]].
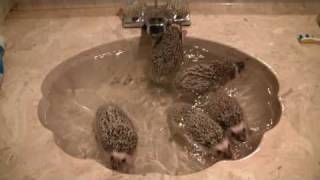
[[38, 36, 281, 175]]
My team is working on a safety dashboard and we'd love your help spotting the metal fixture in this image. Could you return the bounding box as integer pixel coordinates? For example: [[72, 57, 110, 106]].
[[122, 0, 191, 36]]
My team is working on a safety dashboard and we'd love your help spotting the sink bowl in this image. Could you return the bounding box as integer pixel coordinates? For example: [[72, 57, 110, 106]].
[[38, 36, 282, 175]]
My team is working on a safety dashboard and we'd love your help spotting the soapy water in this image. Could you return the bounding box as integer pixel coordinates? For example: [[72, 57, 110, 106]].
[[38, 37, 281, 175]]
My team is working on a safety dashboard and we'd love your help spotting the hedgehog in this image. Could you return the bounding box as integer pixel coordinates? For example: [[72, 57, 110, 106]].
[[205, 91, 247, 142], [150, 24, 184, 85], [95, 103, 138, 173], [174, 60, 245, 96], [167, 103, 232, 160]]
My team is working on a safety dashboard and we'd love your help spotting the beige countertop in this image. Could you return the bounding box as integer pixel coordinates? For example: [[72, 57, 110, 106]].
[[0, 8, 320, 180]]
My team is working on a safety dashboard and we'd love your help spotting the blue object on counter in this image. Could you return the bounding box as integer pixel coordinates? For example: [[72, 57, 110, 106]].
[[297, 33, 320, 44], [0, 46, 4, 76]]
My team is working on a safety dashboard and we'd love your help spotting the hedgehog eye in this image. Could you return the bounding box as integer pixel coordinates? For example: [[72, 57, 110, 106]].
[[216, 150, 223, 156], [110, 156, 114, 161], [231, 131, 237, 137], [121, 159, 126, 163]]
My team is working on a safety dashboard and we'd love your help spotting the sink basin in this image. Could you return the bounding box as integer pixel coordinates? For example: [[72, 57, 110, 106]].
[[38, 36, 282, 175]]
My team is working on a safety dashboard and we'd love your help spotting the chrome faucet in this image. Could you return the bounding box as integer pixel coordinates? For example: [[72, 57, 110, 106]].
[[122, 0, 191, 36]]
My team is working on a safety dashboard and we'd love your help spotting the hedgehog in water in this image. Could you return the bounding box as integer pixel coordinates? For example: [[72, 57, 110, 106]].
[[167, 103, 232, 161], [174, 60, 245, 96], [95, 103, 138, 173], [150, 24, 184, 85], [205, 91, 247, 142]]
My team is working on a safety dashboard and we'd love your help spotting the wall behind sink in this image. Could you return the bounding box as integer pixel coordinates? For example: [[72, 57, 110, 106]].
[[11, 0, 320, 14], [14, 0, 320, 9]]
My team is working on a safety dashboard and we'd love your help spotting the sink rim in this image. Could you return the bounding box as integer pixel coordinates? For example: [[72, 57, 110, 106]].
[[37, 36, 283, 176]]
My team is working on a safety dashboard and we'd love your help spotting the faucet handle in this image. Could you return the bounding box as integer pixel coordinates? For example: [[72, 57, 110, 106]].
[[122, 0, 145, 28], [167, 0, 191, 26], [122, 0, 191, 29]]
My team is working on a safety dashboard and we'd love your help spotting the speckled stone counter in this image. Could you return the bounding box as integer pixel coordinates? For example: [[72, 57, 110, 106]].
[[0, 8, 320, 180]]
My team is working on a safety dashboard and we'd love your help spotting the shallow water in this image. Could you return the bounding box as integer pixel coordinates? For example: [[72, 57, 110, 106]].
[[38, 36, 281, 175]]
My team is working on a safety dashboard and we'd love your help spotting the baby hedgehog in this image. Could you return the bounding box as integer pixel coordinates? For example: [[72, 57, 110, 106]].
[[175, 60, 245, 95], [205, 91, 247, 142], [167, 103, 232, 160], [150, 24, 184, 85], [95, 103, 138, 173]]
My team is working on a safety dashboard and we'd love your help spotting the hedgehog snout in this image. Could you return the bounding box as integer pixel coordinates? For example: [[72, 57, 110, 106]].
[[230, 121, 247, 142], [110, 152, 133, 173], [213, 138, 233, 159], [232, 128, 247, 142]]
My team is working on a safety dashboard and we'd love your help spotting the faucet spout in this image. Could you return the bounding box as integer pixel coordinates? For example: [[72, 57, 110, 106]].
[[146, 17, 168, 37]]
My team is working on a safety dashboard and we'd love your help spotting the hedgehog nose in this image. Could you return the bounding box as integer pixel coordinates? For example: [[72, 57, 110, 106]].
[[111, 165, 117, 170], [235, 129, 247, 142], [231, 129, 247, 142], [223, 146, 233, 159], [237, 134, 247, 142]]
